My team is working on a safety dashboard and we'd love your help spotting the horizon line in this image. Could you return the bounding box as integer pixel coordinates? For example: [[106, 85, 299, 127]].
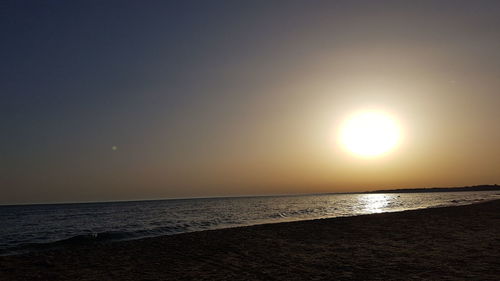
[[1, 184, 498, 207]]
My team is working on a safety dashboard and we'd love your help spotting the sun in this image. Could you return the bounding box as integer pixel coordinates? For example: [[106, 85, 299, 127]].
[[339, 110, 401, 157]]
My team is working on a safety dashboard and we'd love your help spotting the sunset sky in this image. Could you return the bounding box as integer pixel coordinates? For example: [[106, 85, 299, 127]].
[[2, 1, 500, 204]]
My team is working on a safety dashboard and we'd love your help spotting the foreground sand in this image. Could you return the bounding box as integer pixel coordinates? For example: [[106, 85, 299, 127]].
[[1, 200, 499, 281]]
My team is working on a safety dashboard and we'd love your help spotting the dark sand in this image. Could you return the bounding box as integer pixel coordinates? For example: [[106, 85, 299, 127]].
[[1, 200, 500, 281]]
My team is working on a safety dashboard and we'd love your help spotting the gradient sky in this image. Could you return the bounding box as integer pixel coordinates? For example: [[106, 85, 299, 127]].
[[2, 0, 500, 204]]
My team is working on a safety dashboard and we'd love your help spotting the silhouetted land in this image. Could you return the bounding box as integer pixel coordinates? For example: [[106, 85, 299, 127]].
[[368, 184, 500, 194], [1, 199, 499, 280]]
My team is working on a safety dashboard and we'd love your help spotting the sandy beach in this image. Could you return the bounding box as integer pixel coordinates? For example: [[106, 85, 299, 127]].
[[1, 199, 499, 281]]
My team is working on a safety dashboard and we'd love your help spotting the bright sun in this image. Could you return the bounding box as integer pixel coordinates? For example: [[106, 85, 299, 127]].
[[339, 110, 401, 157]]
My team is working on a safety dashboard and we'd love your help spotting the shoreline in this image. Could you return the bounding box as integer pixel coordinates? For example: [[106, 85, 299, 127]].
[[1, 199, 499, 280], [1, 196, 495, 257]]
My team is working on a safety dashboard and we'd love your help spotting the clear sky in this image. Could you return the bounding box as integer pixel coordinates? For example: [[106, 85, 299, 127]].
[[2, 0, 500, 204]]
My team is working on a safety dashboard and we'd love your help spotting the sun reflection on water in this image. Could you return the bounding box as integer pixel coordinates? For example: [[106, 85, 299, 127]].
[[358, 194, 393, 213]]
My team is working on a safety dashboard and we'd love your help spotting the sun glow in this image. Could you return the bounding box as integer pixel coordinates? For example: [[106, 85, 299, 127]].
[[339, 110, 401, 157]]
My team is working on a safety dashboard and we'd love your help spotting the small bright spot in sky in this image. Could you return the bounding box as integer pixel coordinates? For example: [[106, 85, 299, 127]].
[[112, 146, 118, 151], [339, 110, 401, 157]]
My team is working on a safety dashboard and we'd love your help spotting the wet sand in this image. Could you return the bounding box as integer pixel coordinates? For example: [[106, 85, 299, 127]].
[[1, 199, 499, 281]]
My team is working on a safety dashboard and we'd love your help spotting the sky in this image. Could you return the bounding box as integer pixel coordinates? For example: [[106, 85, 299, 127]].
[[1, 0, 500, 204]]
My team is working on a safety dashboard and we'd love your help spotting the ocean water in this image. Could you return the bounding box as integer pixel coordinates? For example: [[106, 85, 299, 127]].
[[0, 191, 498, 255]]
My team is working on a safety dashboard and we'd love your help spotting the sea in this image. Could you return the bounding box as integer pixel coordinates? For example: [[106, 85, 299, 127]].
[[1, 191, 498, 255]]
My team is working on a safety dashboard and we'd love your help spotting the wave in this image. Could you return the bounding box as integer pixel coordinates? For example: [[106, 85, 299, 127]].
[[0, 231, 137, 256], [0, 225, 196, 256]]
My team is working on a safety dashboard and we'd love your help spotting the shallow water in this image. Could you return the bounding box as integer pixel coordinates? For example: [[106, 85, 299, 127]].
[[0, 191, 498, 255]]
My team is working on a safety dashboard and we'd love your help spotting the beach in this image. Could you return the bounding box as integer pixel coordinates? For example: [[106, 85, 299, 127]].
[[1, 199, 499, 281]]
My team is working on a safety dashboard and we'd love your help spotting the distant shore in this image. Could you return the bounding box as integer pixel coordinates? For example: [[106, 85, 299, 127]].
[[1, 199, 499, 280], [367, 184, 500, 194]]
